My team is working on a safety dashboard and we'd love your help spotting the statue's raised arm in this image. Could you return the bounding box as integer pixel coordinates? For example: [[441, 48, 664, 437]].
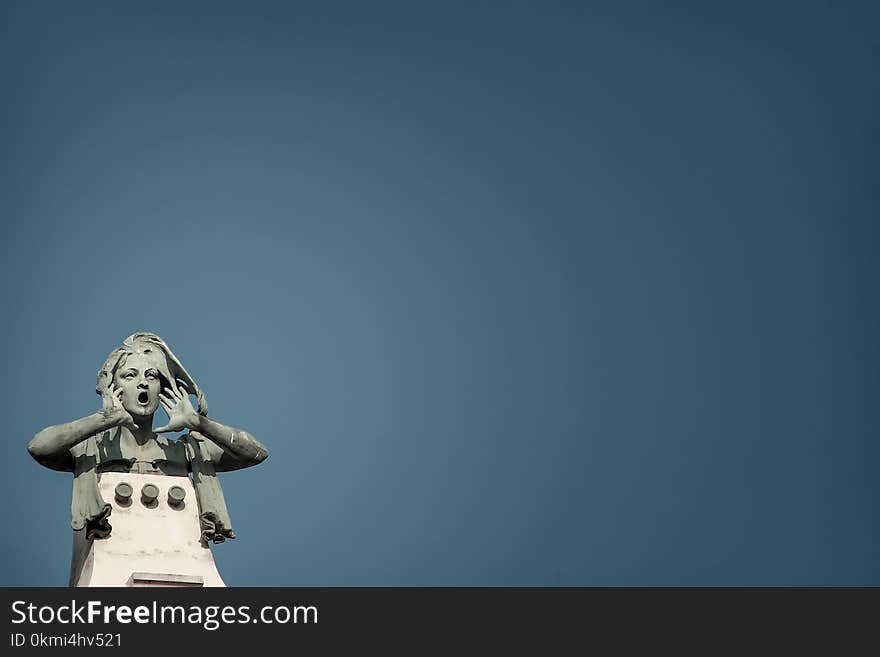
[[154, 380, 268, 471], [28, 382, 139, 472]]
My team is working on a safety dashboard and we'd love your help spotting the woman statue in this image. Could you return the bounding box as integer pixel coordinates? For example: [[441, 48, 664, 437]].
[[27, 332, 268, 585]]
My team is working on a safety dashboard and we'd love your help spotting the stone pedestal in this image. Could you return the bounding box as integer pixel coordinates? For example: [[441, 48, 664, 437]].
[[70, 472, 225, 587]]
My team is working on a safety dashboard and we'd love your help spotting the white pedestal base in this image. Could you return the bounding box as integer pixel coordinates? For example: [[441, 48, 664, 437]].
[[70, 472, 225, 587]]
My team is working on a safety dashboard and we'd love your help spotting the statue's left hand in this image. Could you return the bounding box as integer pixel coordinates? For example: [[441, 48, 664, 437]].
[[154, 382, 201, 433]]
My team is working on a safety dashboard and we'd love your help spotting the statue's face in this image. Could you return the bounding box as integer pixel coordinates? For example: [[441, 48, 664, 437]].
[[113, 353, 163, 417]]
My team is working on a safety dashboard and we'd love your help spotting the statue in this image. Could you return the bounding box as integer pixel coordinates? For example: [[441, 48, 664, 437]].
[[27, 332, 269, 587]]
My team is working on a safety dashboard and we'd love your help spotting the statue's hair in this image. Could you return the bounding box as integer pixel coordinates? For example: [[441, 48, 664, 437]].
[[96, 332, 208, 416]]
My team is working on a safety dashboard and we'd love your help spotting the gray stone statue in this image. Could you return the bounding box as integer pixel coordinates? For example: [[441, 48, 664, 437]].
[[28, 332, 269, 586]]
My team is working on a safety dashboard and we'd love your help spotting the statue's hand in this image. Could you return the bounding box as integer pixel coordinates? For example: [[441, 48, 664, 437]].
[[99, 383, 138, 430], [154, 382, 201, 433]]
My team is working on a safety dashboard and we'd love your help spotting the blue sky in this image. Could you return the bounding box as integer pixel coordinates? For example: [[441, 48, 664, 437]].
[[1, 1, 878, 586]]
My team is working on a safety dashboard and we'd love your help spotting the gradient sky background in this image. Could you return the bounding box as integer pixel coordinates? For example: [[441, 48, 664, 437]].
[[1, 1, 877, 586]]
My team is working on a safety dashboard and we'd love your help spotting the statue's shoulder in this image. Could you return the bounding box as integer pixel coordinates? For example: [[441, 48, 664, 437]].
[[156, 434, 188, 454], [177, 431, 221, 463]]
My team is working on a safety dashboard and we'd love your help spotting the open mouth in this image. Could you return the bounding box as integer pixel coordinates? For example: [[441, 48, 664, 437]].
[[137, 391, 149, 404]]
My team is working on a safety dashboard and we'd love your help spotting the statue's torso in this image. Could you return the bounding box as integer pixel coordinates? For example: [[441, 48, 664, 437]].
[[92, 428, 190, 477]]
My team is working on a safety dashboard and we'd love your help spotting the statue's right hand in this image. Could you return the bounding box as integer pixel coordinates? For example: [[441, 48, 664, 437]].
[[99, 383, 138, 430]]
